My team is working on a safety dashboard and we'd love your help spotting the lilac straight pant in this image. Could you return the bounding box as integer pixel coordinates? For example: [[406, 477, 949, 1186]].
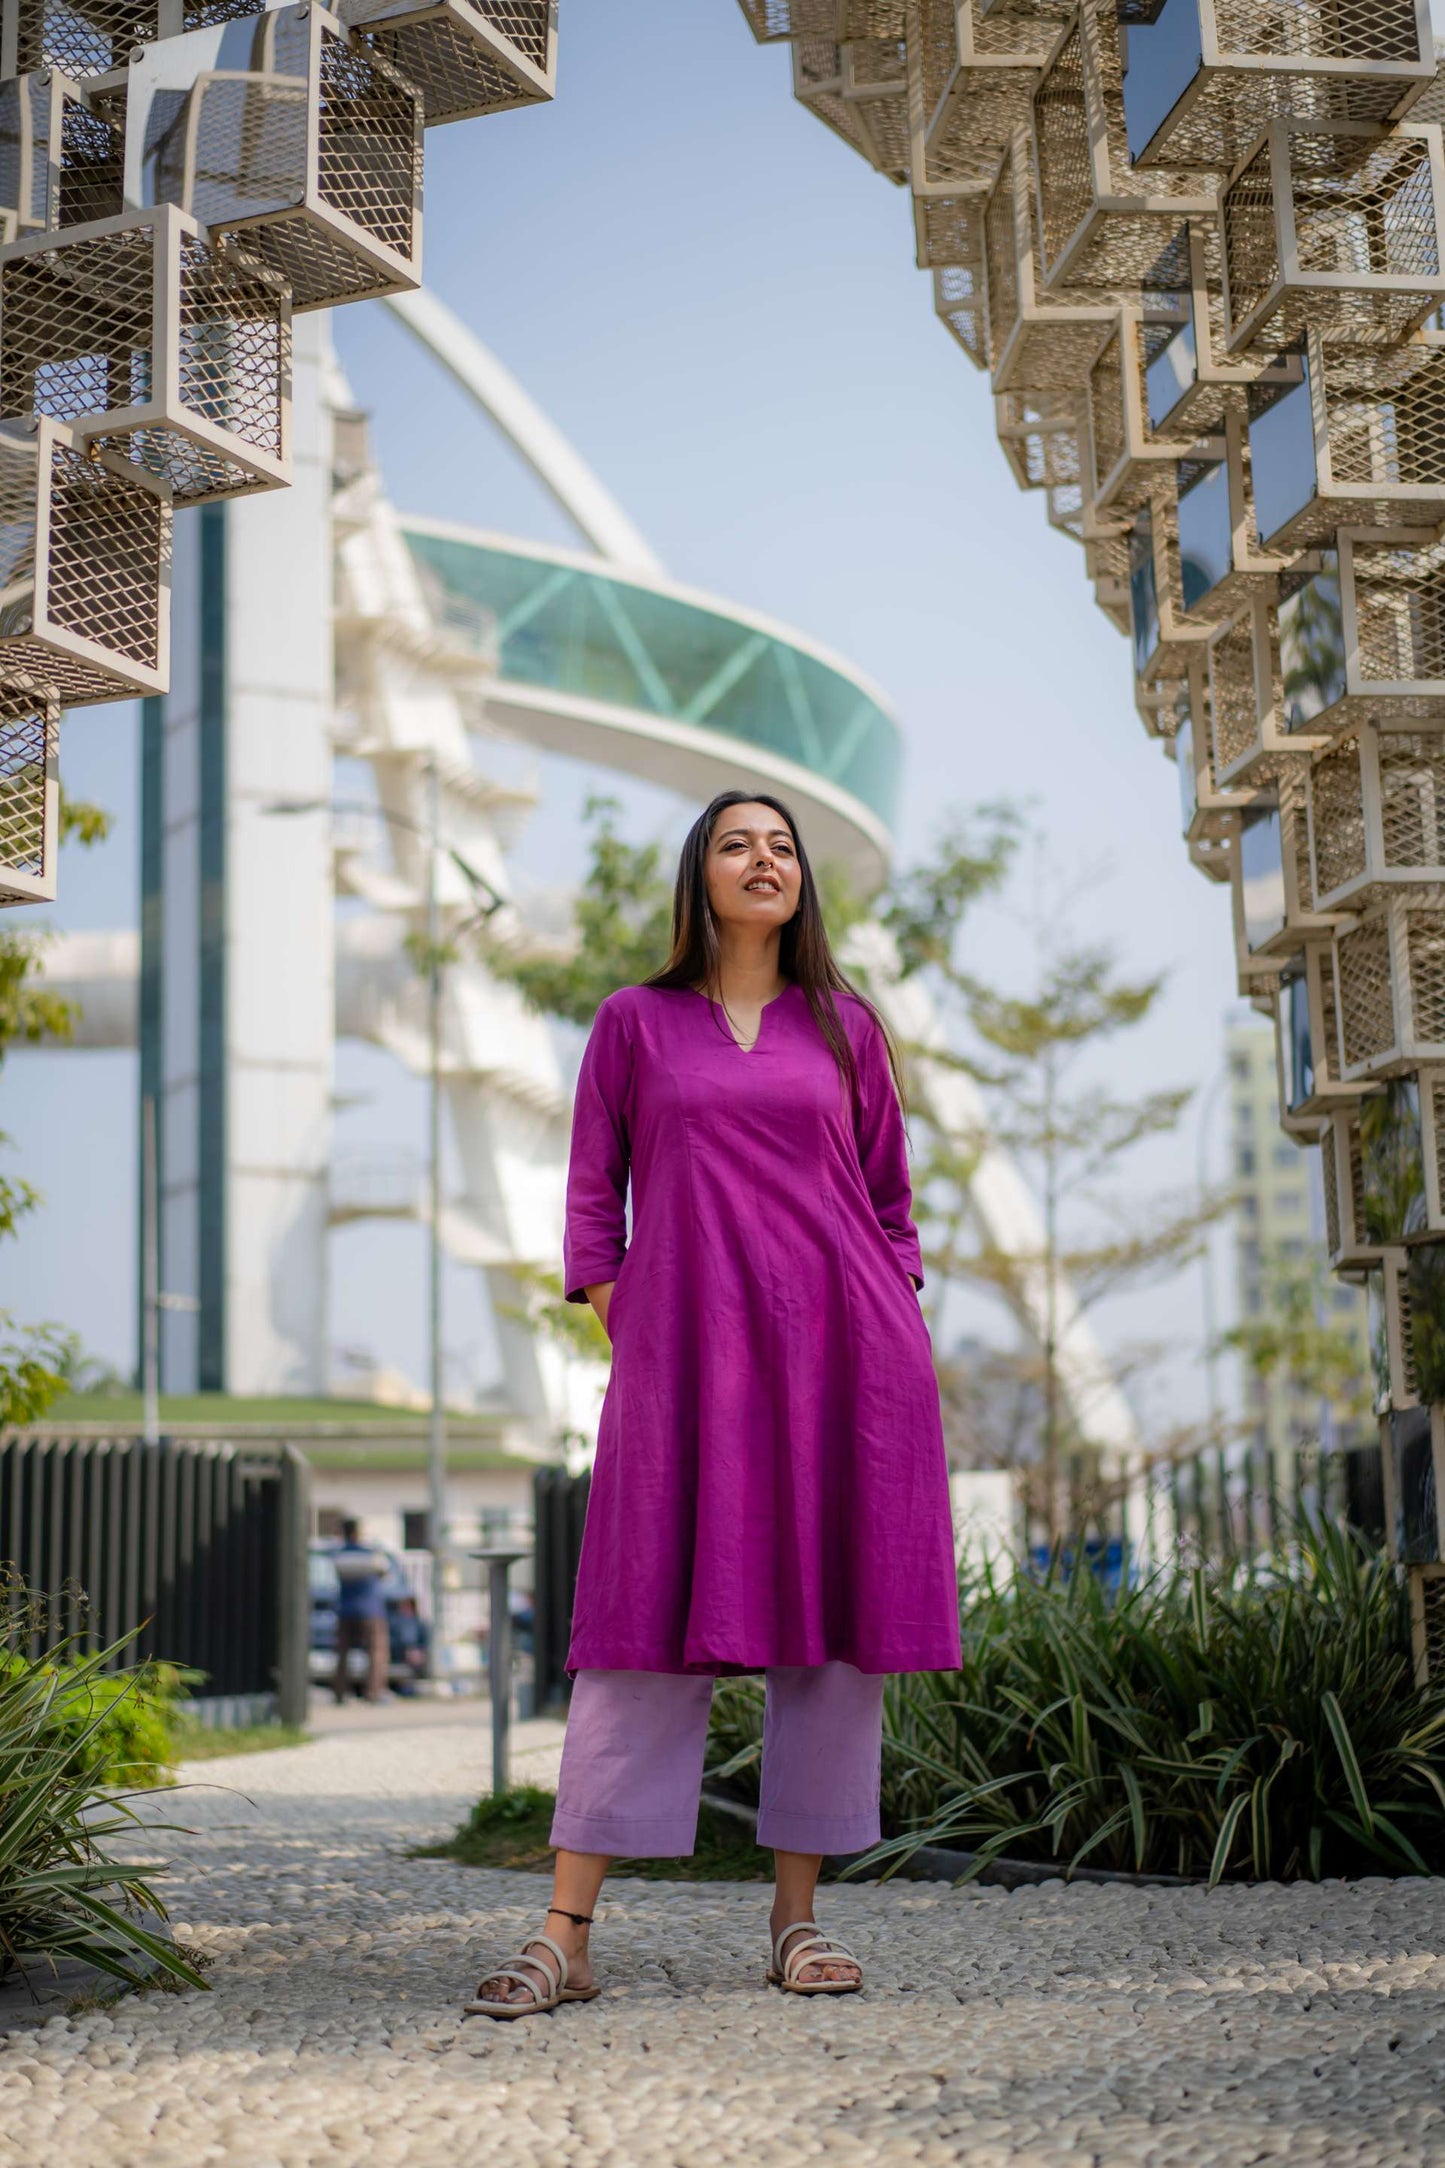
[[549, 1663, 885, 1858]]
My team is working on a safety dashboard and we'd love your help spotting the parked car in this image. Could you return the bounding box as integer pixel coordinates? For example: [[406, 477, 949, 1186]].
[[308, 1540, 430, 1694]]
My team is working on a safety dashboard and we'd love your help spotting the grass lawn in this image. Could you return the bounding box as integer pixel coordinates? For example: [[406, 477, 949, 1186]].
[[171, 1723, 312, 1763], [412, 1785, 833, 1882]]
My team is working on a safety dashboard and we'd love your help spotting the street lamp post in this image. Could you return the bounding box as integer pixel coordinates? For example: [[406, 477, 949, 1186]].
[[263, 778, 505, 1687], [1197, 1063, 1230, 1554], [423, 755, 448, 1679]]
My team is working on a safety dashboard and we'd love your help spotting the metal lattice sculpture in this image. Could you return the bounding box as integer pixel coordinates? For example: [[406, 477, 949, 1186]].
[[0, 0, 557, 903], [733, 0, 1445, 1665]]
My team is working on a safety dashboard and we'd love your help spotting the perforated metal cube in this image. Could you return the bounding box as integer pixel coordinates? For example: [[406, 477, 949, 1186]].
[[0, 684, 56, 903], [1305, 724, 1445, 913], [337, 0, 554, 129], [1320, 1102, 1376, 1265], [1087, 302, 1226, 511], [1275, 939, 1359, 1124], [0, 202, 290, 502], [1219, 120, 1445, 355], [125, 1, 423, 311], [1143, 222, 1304, 440], [1247, 328, 1445, 555], [1337, 524, 1445, 725], [1206, 589, 1319, 786], [0, 414, 169, 704], [1176, 646, 1264, 837], [1030, 1, 1214, 290], [791, 29, 910, 180], [1331, 892, 1445, 1079], [1119, 0, 1433, 174], [908, 0, 1055, 198], [1230, 771, 1343, 978], [1, 0, 159, 82], [1408, 1560, 1445, 1680], [980, 130, 1115, 391], [0, 68, 124, 241], [925, 185, 989, 366], [993, 385, 1079, 492], [1129, 477, 1234, 686]]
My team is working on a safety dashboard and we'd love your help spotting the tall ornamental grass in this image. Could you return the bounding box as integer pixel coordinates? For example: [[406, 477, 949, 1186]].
[[0, 1579, 207, 1992], [704, 1523, 1445, 1884]]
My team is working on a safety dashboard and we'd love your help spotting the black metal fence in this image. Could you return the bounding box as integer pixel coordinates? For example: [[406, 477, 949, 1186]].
[[532, 1464, 590, 1712], [1165, 1437, 1386, 1561], [0, 1432, 310, 1723]]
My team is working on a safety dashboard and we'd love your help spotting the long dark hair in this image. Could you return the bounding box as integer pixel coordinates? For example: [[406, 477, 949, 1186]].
[[643, 789, 904, 1107]]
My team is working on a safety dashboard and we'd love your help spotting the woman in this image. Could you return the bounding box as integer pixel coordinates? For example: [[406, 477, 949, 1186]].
[[468, 791, 960, 2018]]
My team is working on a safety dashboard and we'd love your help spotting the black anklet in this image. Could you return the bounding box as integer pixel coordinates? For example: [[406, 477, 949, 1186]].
[[547, 1906, 594, 1926]]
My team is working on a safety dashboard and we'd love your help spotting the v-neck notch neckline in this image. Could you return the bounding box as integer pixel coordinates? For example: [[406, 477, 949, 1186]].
[[689, 981, 793, 1055]]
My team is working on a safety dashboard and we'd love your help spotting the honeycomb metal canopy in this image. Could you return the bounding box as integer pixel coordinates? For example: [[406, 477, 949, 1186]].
[[0, 0, 558, 902], [734, 0, 1445, 1603]]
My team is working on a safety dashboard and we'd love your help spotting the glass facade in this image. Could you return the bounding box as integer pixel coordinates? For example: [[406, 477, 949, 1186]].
[[1176, 457, 1232, 607], [1279, 552, 1347, 729], [1249, 361, 1318, 548], [1240, 801, 1286, 950], [402, 529, 902, 830], [1119, 0, 1204, 162]]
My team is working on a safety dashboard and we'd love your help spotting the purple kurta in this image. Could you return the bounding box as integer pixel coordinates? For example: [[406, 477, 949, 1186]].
[[562, 983, 962, 1677]]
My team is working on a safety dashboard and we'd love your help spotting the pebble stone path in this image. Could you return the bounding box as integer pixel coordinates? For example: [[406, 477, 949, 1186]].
[[2, 1702, 1444, 2166]]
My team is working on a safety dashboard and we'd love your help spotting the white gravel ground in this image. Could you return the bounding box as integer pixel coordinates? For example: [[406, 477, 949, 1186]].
[[2, 1704, 1444, 2166]]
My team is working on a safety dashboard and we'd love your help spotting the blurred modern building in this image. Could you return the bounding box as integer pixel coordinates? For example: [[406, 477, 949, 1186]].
[[1227, 1018, 1370, 1471]]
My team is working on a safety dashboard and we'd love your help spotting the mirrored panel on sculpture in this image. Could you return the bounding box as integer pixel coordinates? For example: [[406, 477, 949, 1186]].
[[1391, 1402, 1439, 1561], [1240, 800, 1286, 951], [1249, 357, 1317, 550], [1279, 553, 1346, 731], [1360, 1076, 1427, 1245], [1176, 456, 1231, 609], [1283, 966, 1314, 1111], [1119, 0, 1204, 165], [1130, 514, 1160, 677]]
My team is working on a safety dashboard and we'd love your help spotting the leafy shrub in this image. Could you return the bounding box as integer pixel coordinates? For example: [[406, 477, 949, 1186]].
[[0, 1656, 183, 1790], [0, 1579, 207, 1992], [704, 1523, 1445, 1884]]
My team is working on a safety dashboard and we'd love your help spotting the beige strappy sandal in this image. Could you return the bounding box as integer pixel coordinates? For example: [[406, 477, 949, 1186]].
[[767, 1920, 863, 1996], [464, 1931, 601, 2020]]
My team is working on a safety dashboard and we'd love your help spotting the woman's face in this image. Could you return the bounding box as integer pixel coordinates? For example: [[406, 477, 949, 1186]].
[[703, 802, 803, 933]]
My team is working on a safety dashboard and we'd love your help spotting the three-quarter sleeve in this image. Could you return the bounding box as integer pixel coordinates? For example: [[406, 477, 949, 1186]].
[[563, 995, 634, 1303], [854, 1011, 925, 1288]]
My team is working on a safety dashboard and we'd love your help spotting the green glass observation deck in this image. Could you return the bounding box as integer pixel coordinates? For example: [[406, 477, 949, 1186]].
[[400, 522, 901, 864]]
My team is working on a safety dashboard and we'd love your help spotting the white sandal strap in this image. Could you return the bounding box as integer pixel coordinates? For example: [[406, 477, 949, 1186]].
[[477, 1932, 570, 2006], [773, 1922, 859, 1981]]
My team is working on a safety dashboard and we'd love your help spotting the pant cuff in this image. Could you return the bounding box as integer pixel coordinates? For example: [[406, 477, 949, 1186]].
[[549, 1807, 700, 1858], [756, 1807, 881, 1854]]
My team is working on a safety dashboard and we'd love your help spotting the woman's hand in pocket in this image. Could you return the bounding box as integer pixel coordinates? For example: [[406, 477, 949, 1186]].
[[586, 1281, 617, 1340]]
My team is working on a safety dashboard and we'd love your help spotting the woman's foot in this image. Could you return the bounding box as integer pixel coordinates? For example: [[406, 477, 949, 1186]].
[[767, 1910, 861, 1989], [471, 1917, 595, 2010]]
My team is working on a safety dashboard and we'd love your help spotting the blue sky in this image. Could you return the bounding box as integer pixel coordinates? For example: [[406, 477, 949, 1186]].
[[10, 0, 1416, 1422]]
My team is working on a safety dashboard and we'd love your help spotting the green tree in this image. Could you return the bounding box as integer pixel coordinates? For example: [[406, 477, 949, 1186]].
[[0, 788, 113, 1426], [891, 831, 1227, 1543], [488, 793, 674, 1025], [1221, 1249, 1372, 1433]]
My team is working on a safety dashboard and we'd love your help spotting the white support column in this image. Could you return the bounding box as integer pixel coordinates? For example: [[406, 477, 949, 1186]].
[[150, 312, 335, 1395], [223, 313, 335, 1393]]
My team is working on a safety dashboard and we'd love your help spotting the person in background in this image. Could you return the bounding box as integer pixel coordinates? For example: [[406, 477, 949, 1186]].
[[332, 1519, 390, 1704]]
